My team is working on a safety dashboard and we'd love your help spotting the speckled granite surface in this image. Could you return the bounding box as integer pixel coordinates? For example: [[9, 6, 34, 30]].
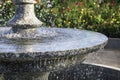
[[0, 27, 108, 73]]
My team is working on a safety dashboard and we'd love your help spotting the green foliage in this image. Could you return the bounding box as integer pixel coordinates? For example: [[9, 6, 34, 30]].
[[0, 1, 14, 25], [0, 0, 120, 38]]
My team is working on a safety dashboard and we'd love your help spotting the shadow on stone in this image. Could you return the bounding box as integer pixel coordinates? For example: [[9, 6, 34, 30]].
[[50, 63, 120, 80]]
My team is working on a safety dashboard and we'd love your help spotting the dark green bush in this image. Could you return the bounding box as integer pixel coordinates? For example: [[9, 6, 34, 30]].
[[0, 1, 14, 24]]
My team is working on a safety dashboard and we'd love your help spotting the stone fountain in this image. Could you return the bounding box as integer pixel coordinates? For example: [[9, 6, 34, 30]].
[[0, 0, 108, 80]]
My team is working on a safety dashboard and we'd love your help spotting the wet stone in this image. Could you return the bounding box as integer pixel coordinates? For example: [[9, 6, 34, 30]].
[[0, 27, 108, 73], [0, 0, 108, 80]]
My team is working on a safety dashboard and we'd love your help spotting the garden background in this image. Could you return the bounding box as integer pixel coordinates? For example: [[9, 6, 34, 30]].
[[0, 0, 120, 38]]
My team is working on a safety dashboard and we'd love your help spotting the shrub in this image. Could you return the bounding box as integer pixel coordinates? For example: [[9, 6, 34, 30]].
[[0, 0, 14, 25]]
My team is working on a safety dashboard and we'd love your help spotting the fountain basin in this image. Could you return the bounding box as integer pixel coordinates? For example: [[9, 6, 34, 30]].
[[0, 27, 108, 73], [0, 0, 108, 80]]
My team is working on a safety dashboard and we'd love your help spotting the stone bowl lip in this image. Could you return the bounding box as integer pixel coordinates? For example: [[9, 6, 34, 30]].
[[0, 42, 107, 61], [0, 27, 108, 61]]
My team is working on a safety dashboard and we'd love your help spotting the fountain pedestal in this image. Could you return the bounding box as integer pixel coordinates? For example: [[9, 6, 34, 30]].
[[6, 0, 42, 29]]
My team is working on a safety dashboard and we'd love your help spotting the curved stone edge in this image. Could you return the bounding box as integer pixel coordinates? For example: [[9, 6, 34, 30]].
[[0, 42, 107, 73], [84, 62, 120, 71], [0, 41, 107, 61]]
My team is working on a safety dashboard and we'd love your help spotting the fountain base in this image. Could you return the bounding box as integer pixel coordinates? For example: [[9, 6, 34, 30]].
[[1, 72, 50, 80], [0, 63, 119, 80]]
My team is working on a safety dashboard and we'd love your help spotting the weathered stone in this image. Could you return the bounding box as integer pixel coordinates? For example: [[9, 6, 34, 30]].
[[0, 0, 108, 80], [0, 27, 108, 72], [6, 0, 42, 29]]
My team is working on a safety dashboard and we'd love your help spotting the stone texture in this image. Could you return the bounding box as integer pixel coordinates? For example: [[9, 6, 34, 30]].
[[0, 0, 109, 80], [50, 63, 120, 80], [6, 0, 42, 28], [0, 27, 108, 73], [0, 27, 108, 60]]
